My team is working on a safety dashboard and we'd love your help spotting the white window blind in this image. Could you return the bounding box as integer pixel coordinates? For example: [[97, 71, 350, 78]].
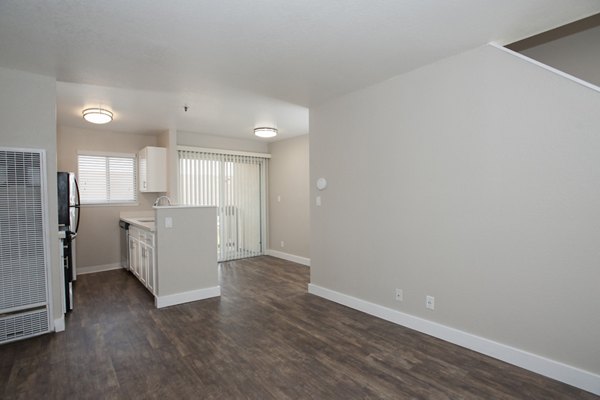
[[178, 149, 268, 262], [78, 153, 137, 204]]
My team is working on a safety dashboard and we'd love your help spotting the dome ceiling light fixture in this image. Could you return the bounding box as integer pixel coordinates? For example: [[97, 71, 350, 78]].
[[254, 127, 277, 138], [82, 107, 113, 124]]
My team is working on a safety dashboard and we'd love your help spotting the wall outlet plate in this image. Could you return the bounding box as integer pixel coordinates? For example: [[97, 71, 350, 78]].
[[426, 295, 435, 310], [395, 288, 403, 301]]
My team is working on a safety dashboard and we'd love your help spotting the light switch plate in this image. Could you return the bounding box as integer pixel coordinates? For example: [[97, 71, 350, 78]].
[[165, 217, 173, 228]]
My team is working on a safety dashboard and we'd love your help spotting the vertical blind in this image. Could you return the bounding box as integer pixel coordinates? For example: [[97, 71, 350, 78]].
[[78, 153, 137, 204], [178, 149, 268, 262]]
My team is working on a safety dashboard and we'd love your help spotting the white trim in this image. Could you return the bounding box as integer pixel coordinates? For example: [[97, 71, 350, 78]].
[[177, 145, 271, 159], [261, 162, 268, 256], [308, 284, 600, 396], [489, 42, 600, 94], [38, 149, 55, 333], [266, 249, 311, 266], [54, 316, 65, 332], [77, 150, 136, 158], [77, 262, 123, 276], [0, 302, 48, 314], [155, 286, 221, 309]]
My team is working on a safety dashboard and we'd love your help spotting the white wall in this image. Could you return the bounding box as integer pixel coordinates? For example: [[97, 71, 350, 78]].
[[177, 131, 269, 153], [310, 44, 600, 376], [57, 126, 161, 270], [0, 67, 61, 322], [268, 135, 310, 260]]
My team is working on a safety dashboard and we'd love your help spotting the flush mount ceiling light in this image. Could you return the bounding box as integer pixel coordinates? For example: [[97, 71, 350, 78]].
[[82, 107, 113, 124], [254, 127, 277, 138]]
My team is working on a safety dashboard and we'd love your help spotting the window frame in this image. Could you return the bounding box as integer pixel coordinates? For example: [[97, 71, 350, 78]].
[[77, 151, 138, 206]]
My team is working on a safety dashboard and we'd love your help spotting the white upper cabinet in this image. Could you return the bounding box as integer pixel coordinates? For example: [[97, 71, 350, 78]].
[[138, 146, 167, 192]]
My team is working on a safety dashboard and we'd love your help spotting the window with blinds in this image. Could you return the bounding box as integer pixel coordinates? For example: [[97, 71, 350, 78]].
[[178, 148, 268, 262], [78, 153, 137, 204]]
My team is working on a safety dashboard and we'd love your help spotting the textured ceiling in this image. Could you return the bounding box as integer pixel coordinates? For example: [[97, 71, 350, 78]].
[[0, 1, 598, 138]]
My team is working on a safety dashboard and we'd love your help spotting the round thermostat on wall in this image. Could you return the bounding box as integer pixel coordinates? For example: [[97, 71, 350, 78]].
[[316, 177, 327, 191]]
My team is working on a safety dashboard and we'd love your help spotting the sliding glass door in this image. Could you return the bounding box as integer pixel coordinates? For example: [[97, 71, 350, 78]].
[[178, 149, 267, 262]]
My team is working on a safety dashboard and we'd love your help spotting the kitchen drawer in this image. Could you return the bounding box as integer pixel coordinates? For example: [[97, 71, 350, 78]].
[[128, 226, 141, 240]]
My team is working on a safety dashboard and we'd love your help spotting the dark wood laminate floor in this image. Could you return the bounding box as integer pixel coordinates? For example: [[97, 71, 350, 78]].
[[0, 256, 597, 399]]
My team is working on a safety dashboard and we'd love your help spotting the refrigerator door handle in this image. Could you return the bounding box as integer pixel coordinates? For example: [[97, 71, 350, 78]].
[[73, 177, 81, 234]]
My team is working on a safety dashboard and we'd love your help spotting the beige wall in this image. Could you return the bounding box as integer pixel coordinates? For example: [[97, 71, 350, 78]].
[[156, 206, 218, 296], [310, 44, 600, 374], [268, 135, 310, 259], [157, 129, 178, 201], [57, 126, 162, 270], [0, 67, 61, 321], [177, 130, 269, 153]]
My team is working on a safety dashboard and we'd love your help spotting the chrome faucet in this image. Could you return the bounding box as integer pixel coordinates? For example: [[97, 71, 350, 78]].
[[153, 195, 172, 207]]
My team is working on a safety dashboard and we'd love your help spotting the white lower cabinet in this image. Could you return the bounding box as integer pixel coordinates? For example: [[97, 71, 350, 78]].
[[146, 245, 155, 294], [129, 233, 139, 278], [128, 226, 157, 295], [138, 230, 148, 286]]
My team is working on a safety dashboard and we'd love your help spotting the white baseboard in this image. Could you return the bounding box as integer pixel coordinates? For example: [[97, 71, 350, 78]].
[[54, 316, 65, 332], [308, 283, 600, 396], [77, 262, 123, 276], [155, 286, 221, 309], [266, 249, 311, 266]]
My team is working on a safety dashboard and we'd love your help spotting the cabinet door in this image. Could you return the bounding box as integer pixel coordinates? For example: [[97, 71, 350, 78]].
[[146, 245, 155, 295], [138, 146, 166, 192], [139, 243, 147, 285], [138, 147, 148, 192], [129, 236, 139, 277]]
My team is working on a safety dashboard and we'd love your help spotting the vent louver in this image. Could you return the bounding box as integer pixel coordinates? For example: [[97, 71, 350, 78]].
[[0, 149, 51, 344], [0, 309, 49, 343]]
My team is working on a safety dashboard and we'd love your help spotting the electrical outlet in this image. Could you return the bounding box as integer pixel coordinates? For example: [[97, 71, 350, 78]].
[[395, 288, 403, 301], [426, 295, 435, 310], [280, 240, 285, 248]]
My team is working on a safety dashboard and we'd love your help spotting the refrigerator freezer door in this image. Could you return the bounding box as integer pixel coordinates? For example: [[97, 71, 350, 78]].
[[69, 173, 81, 235], [57, 172, 70, 227]]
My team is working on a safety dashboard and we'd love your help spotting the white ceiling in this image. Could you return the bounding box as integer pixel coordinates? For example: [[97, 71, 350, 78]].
[[1, 1, 599, 139]]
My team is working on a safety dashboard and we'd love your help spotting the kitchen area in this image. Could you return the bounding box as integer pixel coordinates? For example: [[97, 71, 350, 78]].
[[57, 126, 220, 316], [119, 204, 219, 309]]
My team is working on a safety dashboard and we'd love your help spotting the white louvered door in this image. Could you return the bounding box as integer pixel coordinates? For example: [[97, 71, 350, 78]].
[[0, 148, 51, 343]]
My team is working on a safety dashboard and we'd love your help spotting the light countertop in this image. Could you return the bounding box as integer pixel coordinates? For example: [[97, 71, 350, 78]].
[[120, 216, 155, 232]]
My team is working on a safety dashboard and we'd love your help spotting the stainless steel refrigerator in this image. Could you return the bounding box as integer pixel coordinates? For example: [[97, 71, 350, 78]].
[[57, 171, 80, 311]]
